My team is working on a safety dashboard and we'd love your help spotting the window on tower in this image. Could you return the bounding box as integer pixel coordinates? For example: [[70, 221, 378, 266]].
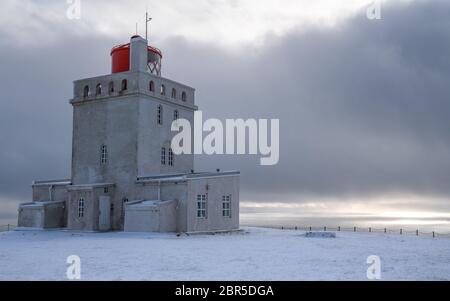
[[121, 79, 128, 91], [149, 81, 155, 92], [96, 84, 102, 96], [171, 88, 177, 99], [83, 85, 89, 98], [109, 81, 114, 94], [157, 105, 163, 125], [160, 84, 166, 96], [161, 147, 166, 165], [181, 91, 187, 102], [168, 148, 174, 166], [101, 145, 108, 165]]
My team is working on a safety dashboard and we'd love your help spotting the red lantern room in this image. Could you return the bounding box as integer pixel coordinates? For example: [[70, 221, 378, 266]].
[[111, 35, 162, 76]]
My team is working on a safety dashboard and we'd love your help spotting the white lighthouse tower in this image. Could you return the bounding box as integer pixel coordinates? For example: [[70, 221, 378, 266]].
[[18, 34, 240, 233]]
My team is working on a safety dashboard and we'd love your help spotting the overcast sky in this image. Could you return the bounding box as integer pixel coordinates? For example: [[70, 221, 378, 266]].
[[1, 0, 450, 225]]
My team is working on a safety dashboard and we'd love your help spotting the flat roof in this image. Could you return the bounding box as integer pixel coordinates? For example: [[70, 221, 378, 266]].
[[67, 183, 115, 190], [32, 179, 72, 187], [137, 171, 240, 183]]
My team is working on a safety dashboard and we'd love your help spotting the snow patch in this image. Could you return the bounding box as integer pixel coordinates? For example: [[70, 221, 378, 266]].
[[303, 231, 336, 238]]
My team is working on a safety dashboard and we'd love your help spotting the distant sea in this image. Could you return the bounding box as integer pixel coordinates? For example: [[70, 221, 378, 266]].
[[241, 214, 450, 234]]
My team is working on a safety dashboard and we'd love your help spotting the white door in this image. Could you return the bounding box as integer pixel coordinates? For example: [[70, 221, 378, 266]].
[[99, 196, 111, 231]]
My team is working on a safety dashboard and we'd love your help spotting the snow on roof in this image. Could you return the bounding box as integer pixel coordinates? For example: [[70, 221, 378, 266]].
[[67, 183, 115, 190], [32, 179, 72, 187], [20, 200, 65, 208], [137, 170, 240, 183], [126, 200, 175, 208]]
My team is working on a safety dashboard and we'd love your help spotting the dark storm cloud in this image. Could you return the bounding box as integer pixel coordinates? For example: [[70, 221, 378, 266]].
[[1, 0, 450, 212]]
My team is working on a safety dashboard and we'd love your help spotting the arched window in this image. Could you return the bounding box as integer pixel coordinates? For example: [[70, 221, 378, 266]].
[[121, 79, 128, 91], [160, 84, 166, 96], [171, 88, 177, 99], [78, 198, 85, 218], [109, 81, 114, 94], [83, 85, 89, 98], [174, 110, 179, 121], [168, 148, 174, 166], [149, 81, 155, 92], [181, 91, 187, 102], [157, 105, 163, 125], [96, 84, 102, 96], [161, 147, 166, 165]]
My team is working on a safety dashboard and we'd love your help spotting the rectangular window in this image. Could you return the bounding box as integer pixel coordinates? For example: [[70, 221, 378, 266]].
[[222, 195, 231, 217], [197, 194, 207, 218], [157, 105, 163, 125], [78, 198, 85, 218], [168, 148, 174, 166], [161, 147, 166, 165], [101, 145, 108, 165]]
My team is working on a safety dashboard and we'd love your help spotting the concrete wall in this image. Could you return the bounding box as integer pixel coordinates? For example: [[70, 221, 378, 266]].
[[32, 184, 69, 202], [160, 183, 188, 232], [43, 202, 66, 228], [186, 175, 240, 233], [124, 206, 160, 232], [18, 205, 44, 228], [18, 201, 66, 229], [68, 189, 96, 231], [124, 200, 177, 232], [159, 201, 177, 232]]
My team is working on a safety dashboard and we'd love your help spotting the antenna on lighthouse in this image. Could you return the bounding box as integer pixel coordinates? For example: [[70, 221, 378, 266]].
[[145, 10, 152, 41]]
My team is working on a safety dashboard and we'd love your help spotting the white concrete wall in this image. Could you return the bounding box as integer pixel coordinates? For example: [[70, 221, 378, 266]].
[[124, 201, 176, 232], [186, 175, 240, 233]]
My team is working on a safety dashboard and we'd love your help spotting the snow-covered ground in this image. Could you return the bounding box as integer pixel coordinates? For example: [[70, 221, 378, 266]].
[[0, 227, 449, 280]]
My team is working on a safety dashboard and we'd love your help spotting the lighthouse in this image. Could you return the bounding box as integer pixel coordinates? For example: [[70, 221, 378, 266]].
[[18, 35, 240, 233]]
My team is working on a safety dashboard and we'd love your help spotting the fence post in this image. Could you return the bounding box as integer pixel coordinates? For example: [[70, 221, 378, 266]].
[[369, 227, 372, 233], [309, 226, 312, 231], [281, 226, 284, 230], [7, 224, 10, 231], [432, 231, 435, 238], [416, 229, 419, 236], [384, 228, 387, 233], [324, 226, 327, 231], [295, 226, 297, 230], [354, 226, 356, 232], [338, 226, 341, 232], [400, 229, 402, 235]]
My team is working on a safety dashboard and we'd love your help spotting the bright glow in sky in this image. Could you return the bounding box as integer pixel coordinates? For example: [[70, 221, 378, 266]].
[[0, 0, 407, 48]]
